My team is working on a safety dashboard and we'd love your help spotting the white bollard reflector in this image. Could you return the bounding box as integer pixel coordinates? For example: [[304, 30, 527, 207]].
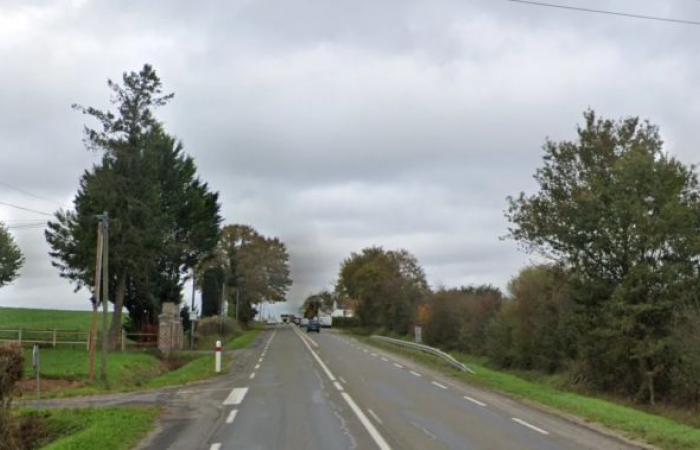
[[215, 340, 222, 373]]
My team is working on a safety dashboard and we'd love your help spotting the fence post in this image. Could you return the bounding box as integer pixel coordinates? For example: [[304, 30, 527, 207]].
[[18, 329, 22, 345], [121, 329, 126, 352], [52, 329, 57, 348]]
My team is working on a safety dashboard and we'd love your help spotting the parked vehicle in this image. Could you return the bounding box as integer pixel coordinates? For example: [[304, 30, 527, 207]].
[[306, 318, 321, 333], [301, 317, 309, 327]]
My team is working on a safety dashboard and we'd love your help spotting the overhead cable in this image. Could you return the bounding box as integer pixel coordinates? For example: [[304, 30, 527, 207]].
[[507, 0, 700, 26]]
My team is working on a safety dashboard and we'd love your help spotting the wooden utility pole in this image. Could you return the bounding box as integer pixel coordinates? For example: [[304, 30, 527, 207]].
[[88, 220, 104, 383], [100, 213, 109, 382]]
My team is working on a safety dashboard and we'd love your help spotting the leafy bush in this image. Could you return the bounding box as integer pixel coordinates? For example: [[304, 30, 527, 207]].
[[332, 317, 360, 328], [0, 343, 24, 449], [196, 316, 241, 338], [423, 286, 502, 354], [486, 265, 575, 373]]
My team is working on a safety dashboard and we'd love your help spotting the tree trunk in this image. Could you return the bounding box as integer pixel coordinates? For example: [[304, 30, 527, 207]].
[[107, 271, 127, 350]]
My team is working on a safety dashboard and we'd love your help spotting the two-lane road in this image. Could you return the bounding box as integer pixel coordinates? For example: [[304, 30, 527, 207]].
[[200, 325, 640, 450]]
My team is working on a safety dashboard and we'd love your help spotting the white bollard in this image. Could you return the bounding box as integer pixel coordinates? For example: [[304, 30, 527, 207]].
[[215, 340, 222, 373]]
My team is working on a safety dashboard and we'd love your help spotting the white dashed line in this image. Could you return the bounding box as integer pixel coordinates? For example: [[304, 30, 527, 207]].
[[363, 349, 369, 353], [431, 381, 448, 390], [371, 353, 378, 357], [339, 376, 347, 384], [258, 358, 263, 363], [464, 395, 487, 407], [393, 363, 404, 369], [409, 370, 422, 377], [226, 409, 238, 424], [210, 443, 222, 450], [223, 387, 248, 406], [249, 372, 256, 380], [512, 418, 549, 435], [254, 364, 260, 370], [381, 357, 389, 362], [367, 408, 383, 425]]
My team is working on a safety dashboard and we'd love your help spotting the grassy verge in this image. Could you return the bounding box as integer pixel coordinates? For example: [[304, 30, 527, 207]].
[[145, 328, 262, 388], [225, 328, 261, 350], [363, 338, 700, 450], [21, 328, 262, 397], [39, 407, 159, 450]]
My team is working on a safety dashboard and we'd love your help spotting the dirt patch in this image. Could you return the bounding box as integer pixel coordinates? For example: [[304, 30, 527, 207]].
[[161, 357, 189, 371], [17, 378, 84, 395]]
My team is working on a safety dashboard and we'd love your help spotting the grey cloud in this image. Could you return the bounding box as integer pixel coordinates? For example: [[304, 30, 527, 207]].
[[2, 0, 700, 313]]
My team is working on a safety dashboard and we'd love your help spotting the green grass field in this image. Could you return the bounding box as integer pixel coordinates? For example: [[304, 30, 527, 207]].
[[0, 307, 98, 331], [365, 338, 700, 450], [40, 407, 159, 450]]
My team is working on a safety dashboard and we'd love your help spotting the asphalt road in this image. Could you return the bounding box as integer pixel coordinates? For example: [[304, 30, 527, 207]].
[[188, 325, 642, 450]]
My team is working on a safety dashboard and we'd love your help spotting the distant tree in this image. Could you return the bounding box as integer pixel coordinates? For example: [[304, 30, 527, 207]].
[[302, 290, 335, 318], [506, 110, 700, 403], [337, 247, 429, 334], [204, 224, 292, 324], [0, 224, 23, 288]]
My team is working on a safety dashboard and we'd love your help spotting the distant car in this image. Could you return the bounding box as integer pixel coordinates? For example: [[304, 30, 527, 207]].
[[301, 318, 309, 327], [306, 318, 320, 333]]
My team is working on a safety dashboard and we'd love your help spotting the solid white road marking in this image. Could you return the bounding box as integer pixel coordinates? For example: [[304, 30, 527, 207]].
[[294, 328, 336, 381], [409, 371, 422, 377], [342, 392, 392, 450], [512, 418, 549, 435], [226, 409, 238, 424], [371, 353, 378, 357], [210, 443, 222, 450], [367, 408, 383, 425], [223, 387, 249, 406], [393, 363, 404, 369], [464, 395, 487, 407], [249, 372, 256, 380], [334, 381, 344, 391], [431, 381, 448, 390]]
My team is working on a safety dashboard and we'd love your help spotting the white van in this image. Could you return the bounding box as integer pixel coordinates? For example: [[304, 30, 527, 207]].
[[319, 315, 332, 328]]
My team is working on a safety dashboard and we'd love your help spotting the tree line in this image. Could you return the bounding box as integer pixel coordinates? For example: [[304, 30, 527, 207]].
[[0, 65, 292, 350], [329, 111, 700, 406]]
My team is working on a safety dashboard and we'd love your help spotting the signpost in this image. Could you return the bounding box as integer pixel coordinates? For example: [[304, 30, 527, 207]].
[[32, 344, 40, 398]]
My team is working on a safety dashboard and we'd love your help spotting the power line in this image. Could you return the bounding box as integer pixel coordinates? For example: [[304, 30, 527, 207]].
[[507, 0, 700, 26], [6, 224, 46, 230], [0, 201, 53, 217], [0, 181, 62, 206]]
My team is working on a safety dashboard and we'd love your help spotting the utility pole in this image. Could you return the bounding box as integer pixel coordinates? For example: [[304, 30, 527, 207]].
[[99, 212, 109, 382], [88, 219, 104, 383]]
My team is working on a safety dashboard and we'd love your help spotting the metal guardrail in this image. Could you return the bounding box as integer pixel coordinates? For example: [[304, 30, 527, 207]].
[[370, 335, 475, 374]]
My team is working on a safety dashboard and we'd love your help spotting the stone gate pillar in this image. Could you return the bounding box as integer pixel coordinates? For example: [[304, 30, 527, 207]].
[[158, 302, 184, 354]]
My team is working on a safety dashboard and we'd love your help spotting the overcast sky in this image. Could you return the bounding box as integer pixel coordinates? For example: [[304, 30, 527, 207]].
[[1, 0, 699, 314]]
